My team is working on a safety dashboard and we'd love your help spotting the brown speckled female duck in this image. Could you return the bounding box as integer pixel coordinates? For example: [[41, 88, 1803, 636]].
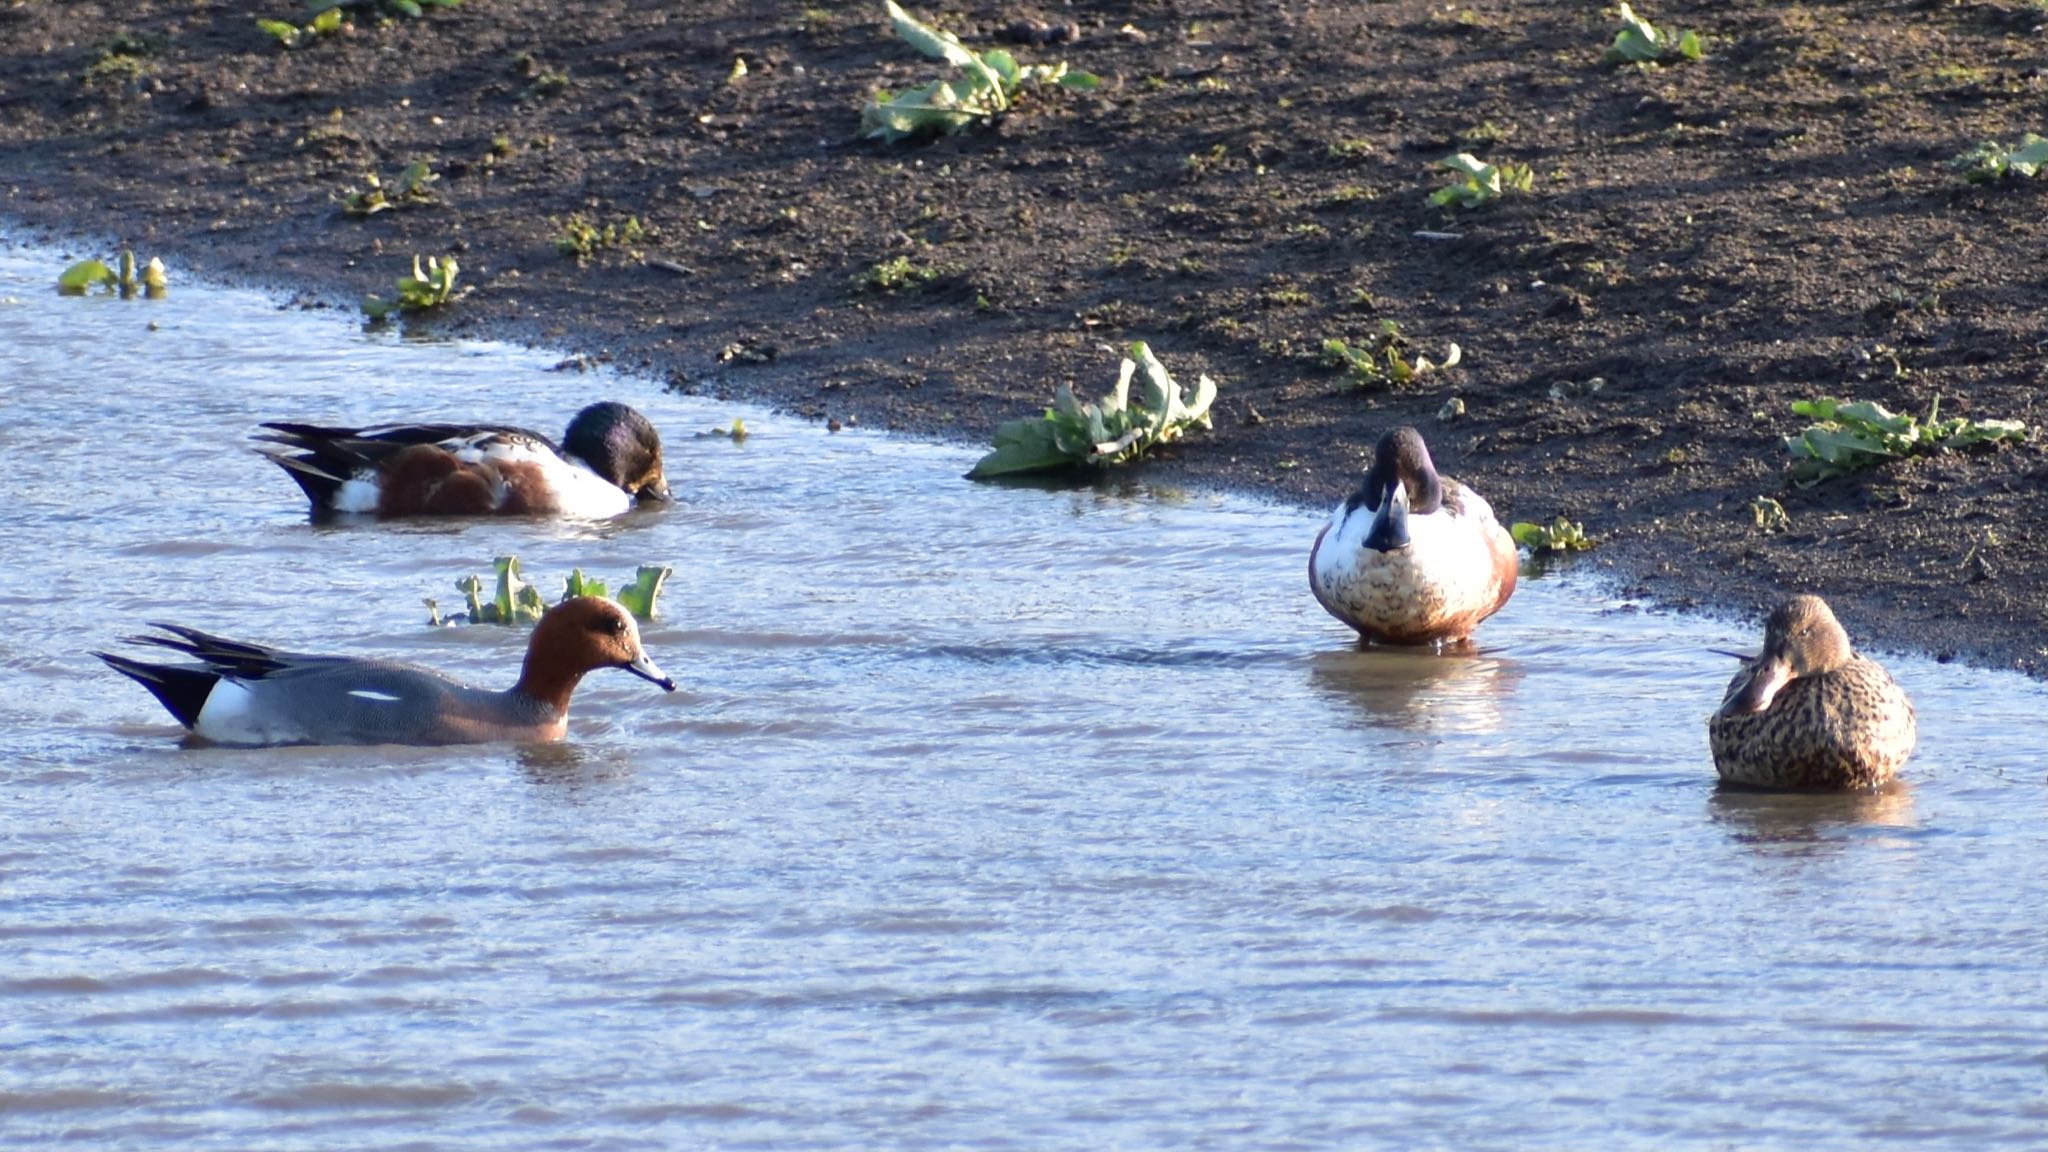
[[1707, 595, 1916, 789]]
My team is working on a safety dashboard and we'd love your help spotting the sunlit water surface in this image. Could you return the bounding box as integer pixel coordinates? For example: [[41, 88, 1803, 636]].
[[0, 245, 2042, 1150]]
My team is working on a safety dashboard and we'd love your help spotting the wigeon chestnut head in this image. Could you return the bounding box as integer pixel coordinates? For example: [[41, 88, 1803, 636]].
[[1708, 595, 1915, 789], [1309, 426, 1517, 645], [96, 597, 676, 747], [256, 401, 671, 519]]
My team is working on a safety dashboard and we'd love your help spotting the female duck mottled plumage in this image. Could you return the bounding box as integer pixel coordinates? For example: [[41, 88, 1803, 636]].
[[1309, 426, 1517, 645], [1708, 595, 1916, 789]]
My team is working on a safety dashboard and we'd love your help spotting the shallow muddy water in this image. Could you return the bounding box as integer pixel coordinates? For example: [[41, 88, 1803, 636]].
[[0, 244, 2042, 1150]]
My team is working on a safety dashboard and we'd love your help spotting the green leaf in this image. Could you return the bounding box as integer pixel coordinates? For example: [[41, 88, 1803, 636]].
[[492, 556, 533, 624], [1675, 28, 1702, 61], [562, 569, 608, 601], [1057, 71, 1102, 90], [311, 7, 342, 32], [257, 19, 301, 44], [392, 0, 424, 16], [967, 418, 1073, 478], [58, 259, 117, 293], [456, 573, 486, 622], [616, 565, 671, 620], [885, 0, 981, 69]]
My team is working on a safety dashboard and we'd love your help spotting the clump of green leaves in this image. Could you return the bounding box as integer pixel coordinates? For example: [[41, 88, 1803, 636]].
[[427, 556, 672, 626], [1428, 153, 1534, 210], [1785, 397, 2026, 486], [311, 0, 459, 20], [1511, 517, 1595, 554], [257, 7, 342, 48], [1322, 320, 1462, 389], [694, 418, 750, 443], [853, 255, 939, 293], [860, 0, 1101, 143], [1948, 134, 2048, 183], [58, 250, 168, 299], [1604, 3, 1701, 66], [336, 161, 439, 216], [363, 254, 462, 321], [968, 342, 1217, 479], [555, 215, 648, 261]]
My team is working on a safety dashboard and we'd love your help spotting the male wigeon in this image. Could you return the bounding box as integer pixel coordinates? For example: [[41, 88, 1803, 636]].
[[1310, 426, 1517, 645], [1708, 595, 1916, 789], [96, 596, 676, 747], [255, 401, 671, 518]]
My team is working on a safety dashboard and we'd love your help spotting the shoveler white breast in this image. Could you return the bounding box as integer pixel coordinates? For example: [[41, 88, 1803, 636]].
[[255, 401, 671, 519], [1707, 595, 1916, 790], [1309, 426, 1517, 645]]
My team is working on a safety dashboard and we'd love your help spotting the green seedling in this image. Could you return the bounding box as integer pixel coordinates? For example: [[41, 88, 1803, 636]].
[[1948, 134, 2048, 183], [58, 249, 168, 298], [1511, 517, 1595, 554], [1785, 396, 2026, 486], [362, 254, 462, 321], [968, 342, 1217, 479], [1322, 319, 1462, 389], [1604, 3, 1701, 65], [257, 7, 342, 48], [1428, 153, 1534, 210], [853, 255, 938, 293], [309, 0, 460, 19], [695, 418, 750, 442], [337, 161, 440, 216], [1750, 496, 1790, 533], [430, 557, 671, 626], [554, 215, 647, 261], [860, 0, 1100, 143]]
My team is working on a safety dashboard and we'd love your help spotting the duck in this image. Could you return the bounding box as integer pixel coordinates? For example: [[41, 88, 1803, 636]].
[[96, 596, 676, 747], [255, 401, 671, 518], [1707, 594, 1915, 789], [1309, 426, 1517, 645]]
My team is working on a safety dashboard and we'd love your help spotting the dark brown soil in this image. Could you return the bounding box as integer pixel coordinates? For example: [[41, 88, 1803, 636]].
[[5, 0, 2046, 673]]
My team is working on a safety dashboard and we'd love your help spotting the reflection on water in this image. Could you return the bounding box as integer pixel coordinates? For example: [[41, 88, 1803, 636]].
[[1, 242, 2045, 1149], [1307, 646, 1521, 734]]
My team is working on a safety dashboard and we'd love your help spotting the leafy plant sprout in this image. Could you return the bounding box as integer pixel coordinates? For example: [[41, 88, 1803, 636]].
[[1428, 153, 1533, 210], [968, 342, 1217, 478], [1604, 3, 1701, 66], [860, 0, 1100, 143], [362, 254, 463, 321], [1785, 397, 2026, 486]]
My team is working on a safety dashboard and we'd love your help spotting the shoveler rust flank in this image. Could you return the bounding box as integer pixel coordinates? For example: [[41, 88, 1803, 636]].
[[256, 400, 671, 519], [96, 597, 676, 747], [1708, 595, 1916, 790], [1309, 426, 1517, 645]]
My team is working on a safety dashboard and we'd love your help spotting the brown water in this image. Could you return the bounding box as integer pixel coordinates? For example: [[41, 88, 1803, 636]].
[[1, 245, 2043, 1149]]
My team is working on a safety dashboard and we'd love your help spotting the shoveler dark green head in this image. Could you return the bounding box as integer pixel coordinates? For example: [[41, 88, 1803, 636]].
[[1351, 426, 1444, 552]]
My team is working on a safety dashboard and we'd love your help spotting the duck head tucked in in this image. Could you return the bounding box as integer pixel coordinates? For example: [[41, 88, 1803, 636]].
[[1707, 594, 1916, 790], [564, 401, 672, 504], [1715, 595, 1852, 718], [96, 596, 675, 748], [1309, 426, 1517, 646]]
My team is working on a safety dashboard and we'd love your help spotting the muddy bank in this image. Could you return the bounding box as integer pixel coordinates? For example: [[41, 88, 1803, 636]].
[[3, 0, 2045, 673]]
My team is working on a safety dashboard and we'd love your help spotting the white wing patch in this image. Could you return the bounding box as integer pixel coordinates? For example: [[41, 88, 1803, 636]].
[[348, 689, 404, 703]]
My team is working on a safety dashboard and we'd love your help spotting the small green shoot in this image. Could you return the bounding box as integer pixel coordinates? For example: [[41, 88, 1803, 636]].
[[1750, 496, 1790, 533], [696, 418, 750, 443], [1511, 517, 1595, 554], [1604, 3, 1701, 66], [362, 254, 462, 321], [58, 249, 167, 298], [968, 342, 1216, 479], [1322, 320, 1461, 389], [1948, 134, 2048, 183], [1785, 397, 2026, 486], [1428, 153, 1534, 210], [309, 0, 460, 20], [853, 255, 938, 293], [555, 215, 648, 261], [429, 556, 671, 626], [257, 7, 343, 48], [860, 0, 1101, 143], [337, 161, 440, 216]]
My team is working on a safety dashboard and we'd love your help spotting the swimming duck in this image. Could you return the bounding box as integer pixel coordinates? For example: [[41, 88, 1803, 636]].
[[1309, 426, 1517, 645], [1707, 595, 1915, 789], [96, 597, 675, 747], [256, 401, 671, 518]]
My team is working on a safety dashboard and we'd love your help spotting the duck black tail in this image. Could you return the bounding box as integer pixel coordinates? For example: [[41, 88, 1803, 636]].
[[94, 652, 216, 730]]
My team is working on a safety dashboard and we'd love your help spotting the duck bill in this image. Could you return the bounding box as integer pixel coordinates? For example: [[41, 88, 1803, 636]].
[[635, 476, 673, 504], [1718, 654, 1791, 717], [623, 650, 677, 692], [1362, 477, 1411, 552]]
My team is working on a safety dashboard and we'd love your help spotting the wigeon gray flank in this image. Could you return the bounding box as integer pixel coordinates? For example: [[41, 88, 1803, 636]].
[[96, 597, 676, 747], [1310, 426, 1517, 645], [255, 401, 671, 518]]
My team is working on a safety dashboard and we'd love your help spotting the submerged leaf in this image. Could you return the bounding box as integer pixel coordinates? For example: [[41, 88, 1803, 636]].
[[58, 259, 116, 293], [617, 566, 672, 620]]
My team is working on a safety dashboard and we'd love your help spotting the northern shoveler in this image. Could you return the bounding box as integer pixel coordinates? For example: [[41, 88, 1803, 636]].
[[1707, 595, 1916, 789], [1310, 426, 1517, 645], [97, 597, 675, 746], [256, 401, 671, 518]]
